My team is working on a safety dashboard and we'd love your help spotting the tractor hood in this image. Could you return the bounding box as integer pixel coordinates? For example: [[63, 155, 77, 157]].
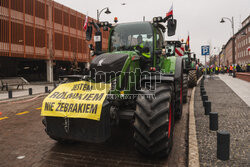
[[90, 53, 129, 82]]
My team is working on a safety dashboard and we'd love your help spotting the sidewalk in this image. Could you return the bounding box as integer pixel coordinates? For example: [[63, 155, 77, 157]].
[[218, 74, 250, 107], [194, 76, 249, 166], [0, 82, 54, 100]]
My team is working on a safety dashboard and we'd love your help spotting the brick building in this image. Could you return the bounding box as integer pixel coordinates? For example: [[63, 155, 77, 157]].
[[235, 15, 250, 65], [220, 15, 250, 67], [0, 0, 109, 82]]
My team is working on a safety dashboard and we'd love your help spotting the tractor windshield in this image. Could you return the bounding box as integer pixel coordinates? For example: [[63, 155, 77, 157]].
[[110, 22, 153, 52]]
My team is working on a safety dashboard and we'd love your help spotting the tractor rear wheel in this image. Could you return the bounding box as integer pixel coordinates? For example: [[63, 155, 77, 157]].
[[183, 73, 188, 103], [188, 70, 197, 88], [134, 84, 174, 157]]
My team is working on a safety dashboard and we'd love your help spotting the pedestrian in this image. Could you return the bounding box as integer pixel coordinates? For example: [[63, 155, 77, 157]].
[[229, 65, 233, 76], [236, 64, 241, 72], [216, 66, 218, 75]]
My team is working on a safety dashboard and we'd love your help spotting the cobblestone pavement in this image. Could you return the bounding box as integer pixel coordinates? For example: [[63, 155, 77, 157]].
[[194, 76, 250, 167], [0, 90, 191, 167]]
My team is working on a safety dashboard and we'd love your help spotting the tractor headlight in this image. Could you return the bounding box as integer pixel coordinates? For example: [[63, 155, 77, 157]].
[[162, 48, 166, 55], [157, 16, 162, 22], [90, 50, 95, 56]]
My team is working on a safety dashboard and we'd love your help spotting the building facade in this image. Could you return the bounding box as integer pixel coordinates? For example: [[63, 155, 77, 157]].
[[235, 16, 250, 65], [221, 15, 250, 67], [0, 0, 109, 81]]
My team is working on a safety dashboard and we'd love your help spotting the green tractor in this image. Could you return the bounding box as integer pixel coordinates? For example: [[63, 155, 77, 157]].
[[183, 51, 198, 88], [164, 40, 188, 103], [42, 16, 184, 157]]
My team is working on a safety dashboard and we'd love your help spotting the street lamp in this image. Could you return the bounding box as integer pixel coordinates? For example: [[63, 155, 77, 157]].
[[220, 16, 235, 65], [97, 7, 111, 22], [220, 17, 234, 35]]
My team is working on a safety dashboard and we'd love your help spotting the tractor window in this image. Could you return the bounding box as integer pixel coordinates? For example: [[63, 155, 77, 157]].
[[110, 22, 153, 52], [155, 28, 163, 49]]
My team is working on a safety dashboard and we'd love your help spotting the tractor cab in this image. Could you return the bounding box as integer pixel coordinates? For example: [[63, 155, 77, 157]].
[[109, 22, 155, 54]]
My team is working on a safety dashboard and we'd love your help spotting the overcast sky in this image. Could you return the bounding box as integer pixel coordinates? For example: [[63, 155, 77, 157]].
[[54, 0, 249, 63]]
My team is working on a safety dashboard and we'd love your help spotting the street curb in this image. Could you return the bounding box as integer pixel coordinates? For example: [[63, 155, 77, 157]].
[[188, 76, 202, 167], [0, 93, 48, 103]]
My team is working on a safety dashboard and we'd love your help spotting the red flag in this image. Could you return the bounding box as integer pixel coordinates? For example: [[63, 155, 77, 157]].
[[83, 14, 88, 31], [166, 4, 173, 17], [186, 35, 190, 49]]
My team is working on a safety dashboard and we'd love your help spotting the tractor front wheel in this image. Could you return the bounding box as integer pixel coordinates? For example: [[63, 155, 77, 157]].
[[134, 84, 174, 157], [183, 73, 188, 103], [188, 70, 197, 88]]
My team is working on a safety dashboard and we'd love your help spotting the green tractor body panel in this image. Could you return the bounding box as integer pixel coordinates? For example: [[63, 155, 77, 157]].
[[160, 56, 176, 74], [108, 51, 140, 95]]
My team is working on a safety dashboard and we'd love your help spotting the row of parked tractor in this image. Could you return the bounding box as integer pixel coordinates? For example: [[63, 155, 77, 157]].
[[41, 15, 202, 158]]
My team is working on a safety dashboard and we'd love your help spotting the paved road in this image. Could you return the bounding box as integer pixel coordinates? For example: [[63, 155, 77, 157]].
[[0, 90, 191, 167]]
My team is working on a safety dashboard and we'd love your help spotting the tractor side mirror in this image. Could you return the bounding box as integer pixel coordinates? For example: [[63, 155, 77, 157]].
[[86, 26, 93, 41], [167, 19, 177, 36], [88, 44, 94, 50]]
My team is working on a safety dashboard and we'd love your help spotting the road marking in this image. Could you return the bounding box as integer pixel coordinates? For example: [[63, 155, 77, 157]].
[[36, 107, 41, 110], [16, 111, 30, 115], [0, 117, 8, 120]]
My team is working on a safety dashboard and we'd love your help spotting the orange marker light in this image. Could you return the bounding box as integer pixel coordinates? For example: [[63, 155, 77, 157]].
[[114, 17, 118, 23]]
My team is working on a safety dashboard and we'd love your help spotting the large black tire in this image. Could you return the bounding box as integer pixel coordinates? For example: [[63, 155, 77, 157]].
[[183, 73, 188, 104], [134, 84, 174, 157], [175, 72, 183, 120], [188, 70, 197, 88]]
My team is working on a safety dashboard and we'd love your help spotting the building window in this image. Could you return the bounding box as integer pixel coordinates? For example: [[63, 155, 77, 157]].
[[35, 28, 45, 47], [25, 0, 33, 16], [35, 0, 45, 19], [70, 14, 76, 29], [11, 22, 24, 45], [0, 0, 9, 8], [54, 8, 62, 24], [63, 12, 69, 26], [11, 0, 23, 13], [55, 33, 63, 50]]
